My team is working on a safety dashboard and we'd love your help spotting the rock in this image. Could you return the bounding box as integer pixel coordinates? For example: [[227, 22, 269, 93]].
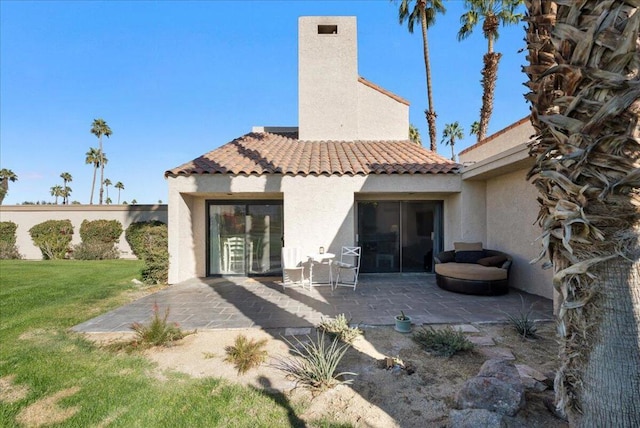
[[131, 279, 143, 285], [478, 346, 515, 360], [456, 360, 525, 416], [449, 409, 506, 428], [468, 335, 495, 346], [516, 364, 548, 391], [456, 377, 525, 416]]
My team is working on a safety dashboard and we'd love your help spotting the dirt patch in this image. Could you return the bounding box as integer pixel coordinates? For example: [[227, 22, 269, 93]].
[[89, 321, 567, 427], [0, 375, 30, 403], [16, 386, 81, 428]]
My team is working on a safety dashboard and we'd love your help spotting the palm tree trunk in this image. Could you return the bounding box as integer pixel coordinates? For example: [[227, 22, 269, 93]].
[[0, 180, 7, 205], [89, 165, 97, 205], [99, 139, 104, 205], [524, 0, 640, 424], [478, 51, 500, 141], [420, 3, 437, 152]]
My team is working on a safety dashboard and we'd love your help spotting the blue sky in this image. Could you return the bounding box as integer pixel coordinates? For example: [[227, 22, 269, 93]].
[[0, 0, 530, 205]]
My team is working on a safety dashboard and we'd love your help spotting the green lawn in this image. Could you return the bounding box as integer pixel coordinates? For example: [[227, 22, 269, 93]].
[[0, 260, 320, 427]]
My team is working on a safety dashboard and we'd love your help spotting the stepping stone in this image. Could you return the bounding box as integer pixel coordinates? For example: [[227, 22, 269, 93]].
[[284, 327, 312, 336], [478, 346, 515, 360], [455, 324, 480, 333], [469, 336, 495, 346]]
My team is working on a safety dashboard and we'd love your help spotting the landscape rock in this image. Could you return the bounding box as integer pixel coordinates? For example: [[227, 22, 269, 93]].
[[516, 364, 549, 391], [449, 408, 506, 428], [455, 360, 525, 416]]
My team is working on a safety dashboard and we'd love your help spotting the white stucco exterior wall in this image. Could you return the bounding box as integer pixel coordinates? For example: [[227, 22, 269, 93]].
[[0, 205, 167, 260], [459, 117, 535, 164], [484, 169, 553, 299], [357, 81, 409, 141], [166, 172, 473, 283], [298, 17, 359, 141]]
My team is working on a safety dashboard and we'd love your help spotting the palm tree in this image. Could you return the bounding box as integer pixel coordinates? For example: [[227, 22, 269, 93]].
[[85, 147, 105, 205], [524, 0, 639, 424], [409, 124, 422, 145], [103, 178, 112, 201], [90, 118, 112, 205], [0, 168, 18, 205], [458, 0, 523, 141], [50, 185, 63, 204], [396, 0, 446, 152], [469, 121, 481, 141], [114, 181, 124, 204], [131, 199, 137, 205], [60, 172, 72, 205], [441, 122, 463, 161], [105, 197, 112, 205], [60, 186, 72, 205]]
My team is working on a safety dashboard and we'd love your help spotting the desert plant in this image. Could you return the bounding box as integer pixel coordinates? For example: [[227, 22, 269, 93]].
[[412, 326, 474, 357], [396, 310, 409, 321], [0, 221, 22, 259], [72, 242, 119, 260], [272, 332, 356, 391], [131, 304, 184, 347], [317, 314, 363, 344], [505, 308, 538, 339], [224, 334, 269, 375], [28, 219, 73, 259]]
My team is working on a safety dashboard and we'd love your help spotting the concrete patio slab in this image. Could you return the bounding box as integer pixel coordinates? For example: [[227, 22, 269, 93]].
[[72, 274, 554, 333]]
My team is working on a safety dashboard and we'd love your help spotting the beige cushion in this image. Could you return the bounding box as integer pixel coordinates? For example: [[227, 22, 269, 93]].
[[454, 242, 483, 252], [435, 263, 507, 281]]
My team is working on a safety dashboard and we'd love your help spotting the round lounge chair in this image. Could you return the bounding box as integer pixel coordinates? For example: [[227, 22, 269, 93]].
[[434, 249, 512, 296]]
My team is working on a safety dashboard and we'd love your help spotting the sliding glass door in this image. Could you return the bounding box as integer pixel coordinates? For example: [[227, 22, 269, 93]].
[[357, 201, 442, 273], [207, 201, 283, 276]]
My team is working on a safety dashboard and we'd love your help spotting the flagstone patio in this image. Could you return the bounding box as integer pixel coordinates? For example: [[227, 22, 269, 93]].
[[72, 274, 554, 333]]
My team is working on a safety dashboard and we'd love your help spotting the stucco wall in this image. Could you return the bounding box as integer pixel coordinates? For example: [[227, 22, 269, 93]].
[[459, 118, 535, 164], [484, 169, 553, 299], [0, 205, 168, 260], [166, 173, 474, 283], [357, 81, 409, 141]]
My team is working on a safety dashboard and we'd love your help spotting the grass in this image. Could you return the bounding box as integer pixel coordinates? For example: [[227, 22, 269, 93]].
[[0, 260, 319, 427]]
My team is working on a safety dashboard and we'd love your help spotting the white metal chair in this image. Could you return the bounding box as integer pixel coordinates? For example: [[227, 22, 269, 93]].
[[281, 247, 306, 290], [224, 236, 245, 273], [333, 246, 361, 290]]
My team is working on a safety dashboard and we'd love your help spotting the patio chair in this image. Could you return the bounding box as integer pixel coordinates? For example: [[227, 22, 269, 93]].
[[333, 246, 361, 290], [224, 236, 245, 273], [281, 247, 306, 290]]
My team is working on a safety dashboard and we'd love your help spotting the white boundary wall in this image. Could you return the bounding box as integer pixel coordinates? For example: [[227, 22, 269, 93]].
[[0, 205, 168, 260]]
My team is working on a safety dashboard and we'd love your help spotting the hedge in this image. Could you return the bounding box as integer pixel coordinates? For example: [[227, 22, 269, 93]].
[[125, 221, 168, 284], [28, 219, 73, 260], [73, 219, 123, 260], [0, 221, 22, 259]]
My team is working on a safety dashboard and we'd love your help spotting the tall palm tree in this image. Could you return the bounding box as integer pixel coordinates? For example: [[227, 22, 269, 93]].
[[114, 181, 124, 204], [50, 185, 63, 204], [396, 0, 446, 152], [524, 0, 640, 424], [458, 0, 523, 141], [441, 122, 463, 161], [0, 168, 18, 205], [90, 118, 112, 205], [469, 120, 481, 141], [60, 172, 72, 205], [409, 124, 422, 145], [103, 178, 112, 202], [85, 147, 103, 205], [60, 186, 72, 205]]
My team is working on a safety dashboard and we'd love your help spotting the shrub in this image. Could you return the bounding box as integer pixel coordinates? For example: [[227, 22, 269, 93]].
[[125, 220, 166, 258], [272, 332, 356, 391], [317, 314, 363, 344], [224, 334, 269, 375], [73, 219, 123, 260], [28, 219, 73, 259], [0, 221, 22, 259], [412, 326, 474, 357], [131, 304, 184, 347], [125, 221, 168, 284]]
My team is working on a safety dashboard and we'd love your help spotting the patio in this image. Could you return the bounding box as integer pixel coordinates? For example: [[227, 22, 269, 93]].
[[73, 274, 554, 333]]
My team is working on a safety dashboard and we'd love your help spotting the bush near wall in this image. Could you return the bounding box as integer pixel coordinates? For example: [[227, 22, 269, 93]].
[[28, 219, 74, 260], [125, 221, 168, 284], [73, 219, 124, 260], [0, 221, 22, 259]]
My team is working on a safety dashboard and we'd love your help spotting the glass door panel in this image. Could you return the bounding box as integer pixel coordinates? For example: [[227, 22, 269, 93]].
[[247, 204, 283, 275], [402, 202, 437, 272], [358, 202, 400, 273], [208, 201, 283, 276]]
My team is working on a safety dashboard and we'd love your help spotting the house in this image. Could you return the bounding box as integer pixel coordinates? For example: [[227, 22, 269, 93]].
[[165, 16, 552, 301]]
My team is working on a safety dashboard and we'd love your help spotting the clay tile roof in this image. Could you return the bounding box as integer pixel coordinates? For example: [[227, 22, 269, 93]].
[[165, 131, 460, 177]]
